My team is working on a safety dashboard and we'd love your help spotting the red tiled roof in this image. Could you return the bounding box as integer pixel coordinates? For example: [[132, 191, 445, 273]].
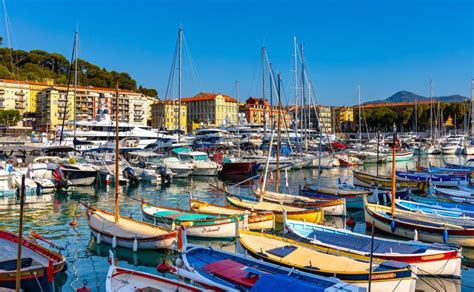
[[181, 92, 237, 103], [1, 79, 139, 94]]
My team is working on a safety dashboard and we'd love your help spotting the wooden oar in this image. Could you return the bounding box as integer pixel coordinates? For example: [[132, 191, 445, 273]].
[[29, 231, 65, 251]]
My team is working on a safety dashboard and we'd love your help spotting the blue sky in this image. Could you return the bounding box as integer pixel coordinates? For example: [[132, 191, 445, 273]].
[[2, 0, 473, 105]]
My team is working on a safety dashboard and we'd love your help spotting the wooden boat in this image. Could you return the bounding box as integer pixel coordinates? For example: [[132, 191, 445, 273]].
[[86, 206, 177, 250], [395, 199, 474, 219], [142, 202, 238, 238], [177, 228, 362, 292], [226, 194, 323, 223], [444, 158, 474, 170], [301, 184, 368, 209], [238, 229, 417, 291], [255, 189, 346, 216], [85, 89, 177, 251], [189, 199, 274, 230], [395, 170, 470, 187], [411, 194, 474, 213], [385, 150, 414, 161], [0, 230, 67, 291], [435, 187, 474, 204], [106, 251, 204, 292], [364, 196, 474, 247], [353, 170, 426, 191], [284, 214, 462, 277]]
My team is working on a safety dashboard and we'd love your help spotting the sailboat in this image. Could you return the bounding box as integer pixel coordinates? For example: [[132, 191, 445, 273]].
[[85, 84, 177, 251]]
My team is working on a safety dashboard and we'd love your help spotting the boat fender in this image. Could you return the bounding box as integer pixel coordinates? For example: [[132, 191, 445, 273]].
[[346, 217, 355, 226], [243, 211, 249, 231], [112, 236, 117, 248], [133, 238, 138, 252], [157, 259, 176, 273], [414, 229, 418, 241], [390, 220, 396, 233], [443, 229, 449, 243], [97, 232, 101, 244], [175, 257, 184, 267], [76, 280, 91, 292]]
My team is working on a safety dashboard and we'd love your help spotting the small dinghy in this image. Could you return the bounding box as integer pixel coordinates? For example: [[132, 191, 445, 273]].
[[176, 227, 362, 291], [238, 229, 417, 291], [283, 212, 461, 277], [141, 202, 239, 239], [189, 199, 274, 231], [255, 189, 346, 216], [106, 251, 204, 292], [226, 194, 324, 224], [0, 230, 67, 291], [86, 206, 177, 250]]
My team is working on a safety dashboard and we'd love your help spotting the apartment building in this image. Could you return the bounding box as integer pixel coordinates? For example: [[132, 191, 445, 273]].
[[151, 100, 187, 131]]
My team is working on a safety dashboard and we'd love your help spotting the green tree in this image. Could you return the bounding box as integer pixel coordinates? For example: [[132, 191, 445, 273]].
[[0, 109, 21, 126]]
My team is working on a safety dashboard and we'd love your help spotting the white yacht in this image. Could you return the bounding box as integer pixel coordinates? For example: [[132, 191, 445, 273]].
[[175, 150, 222, 176], [58, 94, 158, 150]]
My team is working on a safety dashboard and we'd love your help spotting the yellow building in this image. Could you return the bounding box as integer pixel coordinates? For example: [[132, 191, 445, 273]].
[[182, 92, 238, 131], [334, 106, 354, 132], [151, 100, 187, 132], [36, 87, 75, 132]]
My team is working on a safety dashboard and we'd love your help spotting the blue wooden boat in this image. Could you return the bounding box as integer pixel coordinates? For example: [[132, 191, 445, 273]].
[[283, 213, 461, 277], [444, 158, 474, 170], [410, 194, 474, 215], [395, 171, 470, 187], [395, 199, 474, 218], [302, 183, 409, 209], [176, 228, 362, 291], [434, 187, 474, 204]]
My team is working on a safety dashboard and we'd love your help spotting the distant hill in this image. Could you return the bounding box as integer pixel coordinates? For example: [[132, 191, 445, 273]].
[[364, 91, 469, 105]]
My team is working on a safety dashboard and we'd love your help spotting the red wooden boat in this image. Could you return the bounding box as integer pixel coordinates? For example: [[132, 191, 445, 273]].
[[0, 230, 67, 291]]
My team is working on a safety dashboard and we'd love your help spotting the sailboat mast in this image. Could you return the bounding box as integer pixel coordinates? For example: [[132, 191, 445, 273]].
[[276, 73, 281, 192], [300, 43, 306, 150], [262, 47, 266, 139], [15, 175, 25, 292], [414, 99, 417, 133], [73, 30, 78, 140], [269, 63, 273, 127], [471, 79, 474, 137], [177, 27, 183, 138], [391, 123, 397, 215], [430, 79, 433, 141], [114, 83, 120, 223], [293, 35, 298, 124], [358, 85, 362, 146]]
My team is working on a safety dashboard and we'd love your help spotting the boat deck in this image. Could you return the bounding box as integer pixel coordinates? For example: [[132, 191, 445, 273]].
[[0, 238, 48, 268]]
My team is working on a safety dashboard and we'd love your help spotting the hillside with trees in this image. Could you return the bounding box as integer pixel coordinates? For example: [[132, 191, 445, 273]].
[[0, 48, 158, 97], [355, 101, 471, 132]]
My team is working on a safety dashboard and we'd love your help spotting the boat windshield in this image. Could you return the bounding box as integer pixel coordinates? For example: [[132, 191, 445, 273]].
[[193, 154, 209, 161]]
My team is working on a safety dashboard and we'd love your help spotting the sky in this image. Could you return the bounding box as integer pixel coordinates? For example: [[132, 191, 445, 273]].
[[1, 0, 473, 106]]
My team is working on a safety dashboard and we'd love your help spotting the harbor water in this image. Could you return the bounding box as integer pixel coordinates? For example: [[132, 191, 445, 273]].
[[1, 155, 472, 291]]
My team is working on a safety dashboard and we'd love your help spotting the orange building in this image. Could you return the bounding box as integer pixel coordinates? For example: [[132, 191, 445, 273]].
[[239, 97, 291, 126]]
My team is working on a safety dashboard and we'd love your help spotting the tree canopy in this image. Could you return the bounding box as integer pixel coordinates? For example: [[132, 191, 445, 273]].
[[355, 102, 471, 132], [0, 48, 158, 97]]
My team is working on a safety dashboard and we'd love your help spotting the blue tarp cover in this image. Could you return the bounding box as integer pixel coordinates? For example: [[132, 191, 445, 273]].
[[250, 274, 324, 292]]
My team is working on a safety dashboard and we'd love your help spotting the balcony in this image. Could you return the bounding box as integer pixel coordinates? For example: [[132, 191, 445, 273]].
[[15, 91, 25, 96], [16, 97, 26, 102], [15, 104, 25, 109], [0, 97, 4, 101]]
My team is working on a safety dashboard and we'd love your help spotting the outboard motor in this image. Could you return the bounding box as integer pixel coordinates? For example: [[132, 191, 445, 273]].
[[158, 166, 172, 185], [53, 167, 71, 191], [123, 167, 140, 185]]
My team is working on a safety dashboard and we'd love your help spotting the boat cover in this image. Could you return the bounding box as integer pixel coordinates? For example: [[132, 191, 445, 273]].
[[291, 223, 432, 254], [251, 274, 323, 292]]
